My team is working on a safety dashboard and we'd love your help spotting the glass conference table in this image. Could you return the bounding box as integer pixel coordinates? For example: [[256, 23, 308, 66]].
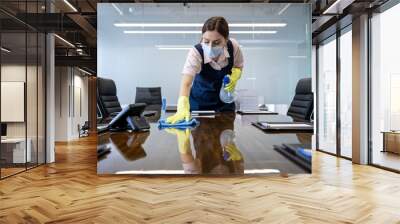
[[97, 112, 312, 176]]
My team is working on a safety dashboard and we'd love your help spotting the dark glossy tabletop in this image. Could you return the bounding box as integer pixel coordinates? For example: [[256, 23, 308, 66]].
[[97, 112, 312, 176]]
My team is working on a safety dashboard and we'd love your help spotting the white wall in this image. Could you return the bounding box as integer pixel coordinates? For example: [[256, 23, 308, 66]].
[[55, 67, 89, 141], [1, 65, 40, 138], [1, 63, 46, 164], [55, 67, 68, 141]]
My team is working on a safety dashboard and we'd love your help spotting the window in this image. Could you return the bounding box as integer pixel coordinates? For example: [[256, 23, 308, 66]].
[[370, 2, 400, 171], [317, 35, 337, 154], [339, 27, 352, 158]]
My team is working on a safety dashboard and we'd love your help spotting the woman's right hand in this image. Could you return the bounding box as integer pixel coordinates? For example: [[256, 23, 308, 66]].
[[166, 96, 191, 124]]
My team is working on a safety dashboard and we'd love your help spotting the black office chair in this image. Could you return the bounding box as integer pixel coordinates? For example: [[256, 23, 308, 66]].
[[78, 121, 90, 138], [134, 87, 162, 111], [287, 78, 313, 122], [97, 77, 122, 119]]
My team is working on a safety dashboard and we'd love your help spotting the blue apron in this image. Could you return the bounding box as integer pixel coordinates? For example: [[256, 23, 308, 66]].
[[189, 40, 235, 112]]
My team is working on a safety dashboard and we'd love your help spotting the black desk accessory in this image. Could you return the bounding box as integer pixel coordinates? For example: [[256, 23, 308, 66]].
[[109, 103, 150, 132]]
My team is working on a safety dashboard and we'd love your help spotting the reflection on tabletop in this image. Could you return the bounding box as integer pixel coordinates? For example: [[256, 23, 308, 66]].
[[98, 131, 150, 162], [191, 112, 244, 175], [164, 112, 244, 175], [97, 112, 312, 175]]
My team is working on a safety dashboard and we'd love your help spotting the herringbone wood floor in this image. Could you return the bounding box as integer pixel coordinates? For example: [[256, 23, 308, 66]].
[[1, 136, 400, 224]]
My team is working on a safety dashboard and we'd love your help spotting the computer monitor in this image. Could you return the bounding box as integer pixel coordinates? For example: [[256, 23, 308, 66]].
[[1, 123, 7, 137]]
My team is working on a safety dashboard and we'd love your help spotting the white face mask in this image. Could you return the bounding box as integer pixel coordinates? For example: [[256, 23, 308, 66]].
[[201, 43, 224, 58]]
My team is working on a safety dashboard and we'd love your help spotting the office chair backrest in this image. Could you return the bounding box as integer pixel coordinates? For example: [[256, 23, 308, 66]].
[[97, 77, 122, 118], [135, 87, 162, 110], [287, 78, 313, 122]]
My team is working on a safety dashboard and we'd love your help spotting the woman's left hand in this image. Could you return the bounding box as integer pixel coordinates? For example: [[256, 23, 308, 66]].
[[224, 67, 242, 92], [224, 143, 243, 161]]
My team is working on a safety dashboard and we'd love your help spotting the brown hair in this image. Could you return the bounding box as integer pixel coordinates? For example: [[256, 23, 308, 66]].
[[202, 16, 229, 39]]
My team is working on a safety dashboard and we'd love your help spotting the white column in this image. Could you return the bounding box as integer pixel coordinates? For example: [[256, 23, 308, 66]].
[[46, 33, 55, 163], [312, 45, 317, 150], [352, 14, 369, 164]]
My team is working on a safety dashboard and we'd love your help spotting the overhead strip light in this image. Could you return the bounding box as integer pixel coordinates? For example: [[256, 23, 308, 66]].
[[158, 47, 192, 50], [155, 45, 192, 50], [78, 67, 92, 76], [124, 30, 277, 34], [155, 45, 192, 48], [232, 31, 277, 34], [54, 34, 75, 48], [322, 0, 349, 14], [1, 47, 11, 53], [125, 30, 201, 34], [63, 0, 78, 12], [288, 55, 307, 59], [115, 23, 286, 27]]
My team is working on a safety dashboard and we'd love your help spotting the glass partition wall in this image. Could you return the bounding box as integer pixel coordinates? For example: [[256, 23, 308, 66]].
[[0, 2, 46, 179], [339, 26, 352, 159], [316, 25, 352, 159], [317, 35, 337, 155], [317, 0, 400, 172], [370, 2, 400, 172]]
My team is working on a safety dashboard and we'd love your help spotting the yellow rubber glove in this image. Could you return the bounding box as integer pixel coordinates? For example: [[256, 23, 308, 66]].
[[224, 67, 242, 92], [224, 143, 243, 161], [165, 128, 191, 154], [166, 96, 191, 124]]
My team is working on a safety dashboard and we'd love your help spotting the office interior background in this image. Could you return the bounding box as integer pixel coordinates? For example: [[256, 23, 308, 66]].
[[0, 0, 400, 181]]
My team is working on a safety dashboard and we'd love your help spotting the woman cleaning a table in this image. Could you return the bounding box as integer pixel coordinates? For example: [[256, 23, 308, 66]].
[[166, 16, 244, 124]]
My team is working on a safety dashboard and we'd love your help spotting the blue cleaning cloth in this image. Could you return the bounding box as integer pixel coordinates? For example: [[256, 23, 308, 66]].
[[158, 118, 200, 129]]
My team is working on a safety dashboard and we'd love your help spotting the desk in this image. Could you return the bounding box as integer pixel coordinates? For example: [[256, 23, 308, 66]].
[[1, 138, 31, 164], [97, 112, 312, 176], [382, 131, 400, 154]]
